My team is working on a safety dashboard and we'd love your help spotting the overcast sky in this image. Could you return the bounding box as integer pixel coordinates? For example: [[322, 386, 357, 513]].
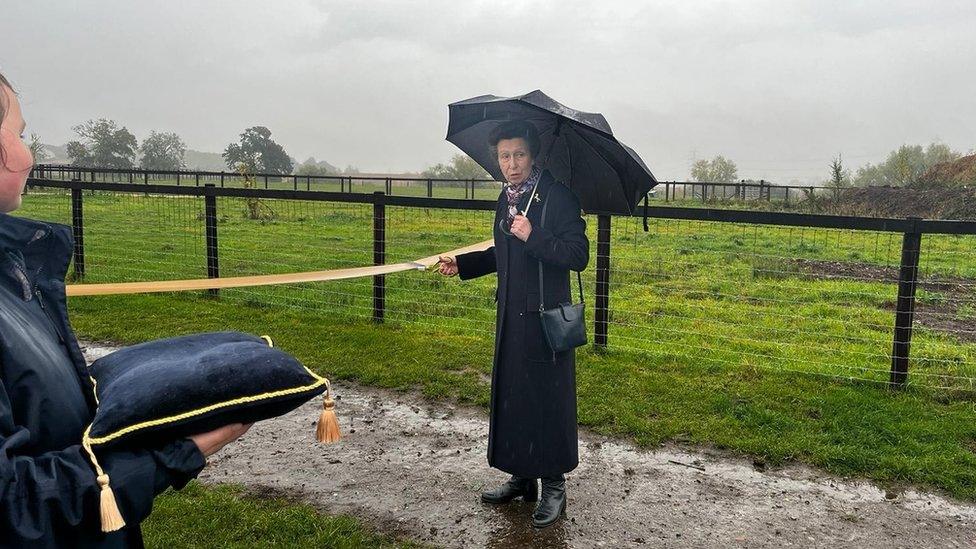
[[2, 0, 974, 182]]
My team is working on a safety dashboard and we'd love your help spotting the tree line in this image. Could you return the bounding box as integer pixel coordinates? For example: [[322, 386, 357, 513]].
[[40, 118, 974, 188], [689, 141, 973, 189], [46, 119, 363, 175]]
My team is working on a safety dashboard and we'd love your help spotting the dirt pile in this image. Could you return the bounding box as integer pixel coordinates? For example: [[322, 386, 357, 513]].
[[919, 154, 976, 187], [826, 185, 976, 220]]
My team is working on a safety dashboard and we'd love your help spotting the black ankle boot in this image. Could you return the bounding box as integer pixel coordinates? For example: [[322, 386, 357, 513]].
[[480, 475, 538, 504], [532, 476, 567, 528]]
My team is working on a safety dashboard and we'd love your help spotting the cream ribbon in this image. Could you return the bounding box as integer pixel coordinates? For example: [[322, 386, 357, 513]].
[[66, 239, 493, 297]]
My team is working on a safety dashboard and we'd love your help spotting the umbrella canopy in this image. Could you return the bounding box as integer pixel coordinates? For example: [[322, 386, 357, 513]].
[[447, 90, 657, 215]]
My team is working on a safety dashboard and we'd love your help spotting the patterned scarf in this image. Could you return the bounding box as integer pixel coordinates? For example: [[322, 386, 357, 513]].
[[504, 166, 542, 225]]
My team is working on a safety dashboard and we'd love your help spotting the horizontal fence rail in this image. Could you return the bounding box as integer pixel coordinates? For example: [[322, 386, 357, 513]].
[[19, 177, 976, 391], [31, 164, 834, 204]]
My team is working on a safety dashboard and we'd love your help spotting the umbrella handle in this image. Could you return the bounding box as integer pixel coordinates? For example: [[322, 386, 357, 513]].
[[521, 179, 541, 217]]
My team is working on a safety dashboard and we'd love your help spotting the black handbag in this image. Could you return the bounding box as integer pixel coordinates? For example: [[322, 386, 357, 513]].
[[537, 190, 587, 353]]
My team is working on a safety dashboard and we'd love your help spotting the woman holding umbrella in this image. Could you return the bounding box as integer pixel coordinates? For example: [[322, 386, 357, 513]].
[[437, 120, 588, 528]]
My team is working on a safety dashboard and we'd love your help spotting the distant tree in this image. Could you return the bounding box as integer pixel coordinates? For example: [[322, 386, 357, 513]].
[[295, 157, 339, 177], [28, 134, 50, 163], [65, 141, 93, 166], [342, 164, 361, 175], [690, 155, 738, 183], [235, 162, 276, 221], [924, 142, 959, 167], [140, 131, 186, 170], [421, 154, 490, 180], [827, 154, 851, 189], [421, 162, 453, 179], [854, 142, 961, 187], [66, 119, 138, 168], [222, 126, 293, 174], [450, 154, 490, 179], [690, 159, 709, 182]]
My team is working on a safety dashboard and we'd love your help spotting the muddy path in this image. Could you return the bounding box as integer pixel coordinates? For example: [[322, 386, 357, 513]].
[[83, 344, 976, 548]]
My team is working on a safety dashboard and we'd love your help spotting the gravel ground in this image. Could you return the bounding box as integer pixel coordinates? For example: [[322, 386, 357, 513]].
[[84, 344, 976, 548]]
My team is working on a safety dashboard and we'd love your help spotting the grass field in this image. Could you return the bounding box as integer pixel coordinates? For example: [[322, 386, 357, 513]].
[[144, 482, 423, 548], [14, 186, 976, 502]]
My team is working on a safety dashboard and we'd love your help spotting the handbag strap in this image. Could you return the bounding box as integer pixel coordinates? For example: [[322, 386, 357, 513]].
[[538, 186, 585, 312]]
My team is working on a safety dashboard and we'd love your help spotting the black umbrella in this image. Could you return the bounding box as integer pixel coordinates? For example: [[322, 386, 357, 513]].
[[446, 89, 657, 216]]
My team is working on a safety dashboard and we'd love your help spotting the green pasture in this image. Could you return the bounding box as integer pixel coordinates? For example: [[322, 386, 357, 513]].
[[144, 482, 423, 548], [14, 187, 976, 501]]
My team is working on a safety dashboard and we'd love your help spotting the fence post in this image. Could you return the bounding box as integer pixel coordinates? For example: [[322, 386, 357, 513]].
[[595, 214, 611, 348], [373, 191, 386, 323], [890, 217, 922, 386], [427, 178, 433, 198], [293, 175, 298, 191], [70, 184, 85, 278], [204, 184, 220, 296]]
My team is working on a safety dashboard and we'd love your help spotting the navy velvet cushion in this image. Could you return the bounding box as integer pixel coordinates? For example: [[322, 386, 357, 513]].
[[87, 331, 326, 448]]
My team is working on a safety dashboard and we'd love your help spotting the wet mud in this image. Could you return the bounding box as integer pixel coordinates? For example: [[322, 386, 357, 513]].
[[83, 344, 976, 548]]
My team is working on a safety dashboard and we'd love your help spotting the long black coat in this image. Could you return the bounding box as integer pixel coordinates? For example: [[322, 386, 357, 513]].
[[456, 171, 589, 478], [0, 214, 205, 548]]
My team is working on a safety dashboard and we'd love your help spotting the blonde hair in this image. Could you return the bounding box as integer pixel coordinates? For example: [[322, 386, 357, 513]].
[[0, 72, 13, 165]]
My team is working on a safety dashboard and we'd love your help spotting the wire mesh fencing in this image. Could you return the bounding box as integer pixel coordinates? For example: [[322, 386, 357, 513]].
[[604, 215, 976, 390], [14, 180, 976, 392]]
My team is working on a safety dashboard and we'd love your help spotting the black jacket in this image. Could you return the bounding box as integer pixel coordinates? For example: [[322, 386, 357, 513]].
[[456, 171, 589, 477], [0, 214, 205, 548]]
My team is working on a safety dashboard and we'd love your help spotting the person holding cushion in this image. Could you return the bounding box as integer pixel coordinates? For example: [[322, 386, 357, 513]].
[[0, 72, 251, 547], [437, 120, 589, 528]]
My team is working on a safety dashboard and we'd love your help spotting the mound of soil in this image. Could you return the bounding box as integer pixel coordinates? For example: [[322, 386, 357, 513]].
[[826, 185, 976, 220], [919, 154, 976, 187]]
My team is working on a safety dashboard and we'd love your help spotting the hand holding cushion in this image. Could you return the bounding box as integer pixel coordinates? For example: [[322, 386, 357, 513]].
[[190, 422, 253, 457]]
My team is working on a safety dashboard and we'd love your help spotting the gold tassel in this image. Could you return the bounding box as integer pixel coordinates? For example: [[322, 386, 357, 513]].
[[82, 428, 127, 532], [316, 379, 341, 443], [97, 474, 126, 532]]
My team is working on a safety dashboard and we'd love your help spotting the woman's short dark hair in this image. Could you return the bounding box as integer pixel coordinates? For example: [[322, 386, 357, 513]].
[[488, 120, 541, 159]]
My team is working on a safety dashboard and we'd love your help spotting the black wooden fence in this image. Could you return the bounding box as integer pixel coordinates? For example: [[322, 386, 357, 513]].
[[32, 164, 831, 204], [27, 176, 976, 387]]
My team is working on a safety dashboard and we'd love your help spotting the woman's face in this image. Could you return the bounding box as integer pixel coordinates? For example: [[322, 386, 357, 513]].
[[0, 85, 33, 213], [496, 137, 534, 186]]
